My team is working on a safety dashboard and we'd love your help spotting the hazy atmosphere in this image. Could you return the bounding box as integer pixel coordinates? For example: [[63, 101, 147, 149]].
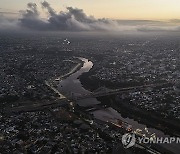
[[1, 1, 180, 154], [1, 0, 180, 32]]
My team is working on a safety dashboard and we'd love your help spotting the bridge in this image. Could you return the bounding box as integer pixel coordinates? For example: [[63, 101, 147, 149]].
[[72, 82, 173, 101]]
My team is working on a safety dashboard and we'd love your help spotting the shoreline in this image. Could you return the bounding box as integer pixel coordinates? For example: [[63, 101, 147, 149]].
[[55, 62, 83, 81], [97, 96, 180, 137], [45, 58, 84, 99], [79, 68, 180, 138]]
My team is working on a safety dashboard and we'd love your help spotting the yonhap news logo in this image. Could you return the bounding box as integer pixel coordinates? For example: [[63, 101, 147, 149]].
[[122, 133, 136, 148], [122, 133, 180, 149]]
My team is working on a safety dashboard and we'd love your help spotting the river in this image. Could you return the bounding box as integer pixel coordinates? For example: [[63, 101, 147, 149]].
[[58, 57, 179, 154]]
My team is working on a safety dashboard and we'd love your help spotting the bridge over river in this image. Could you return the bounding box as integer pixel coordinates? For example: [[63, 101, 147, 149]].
[[71, 82, 172, 101]]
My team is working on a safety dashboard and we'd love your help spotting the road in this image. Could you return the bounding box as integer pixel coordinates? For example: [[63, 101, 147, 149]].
[[75, 82, 172, 100], [45, 80, 66, 99], [6, 60, 83, 113]]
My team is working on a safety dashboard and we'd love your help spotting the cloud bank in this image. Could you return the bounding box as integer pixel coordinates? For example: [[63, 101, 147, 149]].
[[0, 1, 180, 32], [0, 14, 19, 31], [19, 1, 126, 31]]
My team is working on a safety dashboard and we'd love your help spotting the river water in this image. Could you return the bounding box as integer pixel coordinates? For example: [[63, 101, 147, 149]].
[[58, 57, 179, 154]]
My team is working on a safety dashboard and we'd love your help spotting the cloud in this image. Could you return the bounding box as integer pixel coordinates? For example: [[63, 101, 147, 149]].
[[19, 2, 49, 30], [0, 14, 19, 31], [0, 11, 18, 15], [137, 25, 180, 32], [0, 8, 19, 15], [41, 1, 56, 16], [19, 1, 134, 31], [0, 1, 180, 33]]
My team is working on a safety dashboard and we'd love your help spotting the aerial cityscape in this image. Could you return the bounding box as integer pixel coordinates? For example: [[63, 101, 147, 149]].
[[0, 1, 180, 154]]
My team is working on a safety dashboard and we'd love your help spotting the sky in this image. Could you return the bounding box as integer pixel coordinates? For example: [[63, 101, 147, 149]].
[[1, 0, 180, 20], [0, 0, 180, 32]]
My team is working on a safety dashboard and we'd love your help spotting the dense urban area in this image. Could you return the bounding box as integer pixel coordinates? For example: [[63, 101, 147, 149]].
[[79, 35, 180, 120], [0, 32, 180, 153]]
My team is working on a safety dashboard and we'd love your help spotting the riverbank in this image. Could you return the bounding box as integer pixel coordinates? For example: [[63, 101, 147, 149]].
[[45, 58, 84, 99], [79, 73, 180, 137], [55, 57, 179, 153], [79, 65, 180, 135], [55, 61, 83, 81], [97, 96, 180, 137]]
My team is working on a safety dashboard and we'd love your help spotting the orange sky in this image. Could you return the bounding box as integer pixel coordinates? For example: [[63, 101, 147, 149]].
[[1, 0, 180, 20]]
